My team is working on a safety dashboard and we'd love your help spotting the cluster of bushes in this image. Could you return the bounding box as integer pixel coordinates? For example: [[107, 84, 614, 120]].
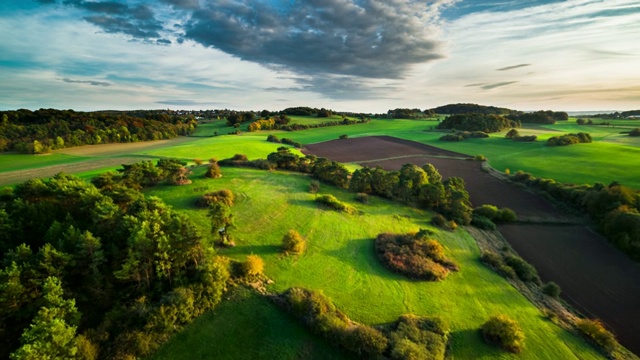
[[629, 128, 640, 136], [277, 288, 449, 359], [509, 171, 640, 260], [439, 131, 489, 141], [0, 173, 230, 359], [471, 205, 517, 230], [280, 117, 368, 131], [575, 318, 617, 353], [0, 109, 196, 153], [546, 132, 592, 146], [436, 113, 519, 133], [195, 189, 235, 208], [218, 154, 276, 171], [315, 194, 357, 214], [247, 118, 277, 132], [375, 232, 459, 281], [505, 129, 536, 142], [430, 103, 513, 115], [481, 314, 525, 353], [480, 251, 541, 284], [266, 135, 303, 148], [387, 108, 428, 119]]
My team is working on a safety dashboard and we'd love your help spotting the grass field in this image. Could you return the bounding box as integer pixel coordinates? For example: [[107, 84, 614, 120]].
[[2, 116, 638, 189], [149, 166, 604, 359]]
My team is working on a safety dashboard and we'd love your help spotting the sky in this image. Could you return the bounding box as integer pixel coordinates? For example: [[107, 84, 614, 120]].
[[0, 0, 639, 113]]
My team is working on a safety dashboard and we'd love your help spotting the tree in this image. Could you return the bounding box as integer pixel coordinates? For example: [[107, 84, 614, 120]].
[[209, 203, 235, 246], [205, 159, 222, 179], [11, 277, 79, 360], [505, 128, 519, 139]]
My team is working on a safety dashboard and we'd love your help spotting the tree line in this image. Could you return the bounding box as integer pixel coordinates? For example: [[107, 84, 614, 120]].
[[0, 109, 197, 154]]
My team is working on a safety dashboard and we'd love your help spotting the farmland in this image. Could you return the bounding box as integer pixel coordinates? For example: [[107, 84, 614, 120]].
[[1, 114, 639, 359]]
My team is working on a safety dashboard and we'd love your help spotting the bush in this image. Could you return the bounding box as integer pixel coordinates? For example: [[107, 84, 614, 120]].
[[240, 255, 264, 277], [375, 233, 458, 281], [629, 128, 640, 136], [504, 254, 540, 283], [513, 135, 537, 142], [471, 215, 496, 230], [355, 193, 369, 204], [266, 134, 281, 143], [315, 194, 356, 214], [231, 154, 248, 161], [473, 205, 500, 220], [542, 281, 561, 298], [204, 160, 222, 178], [343, 325, 388, 357], [195, 189, 234, 208], [339, 134, 348, 139], [431, 214, 447, 228], [576, 319, 617, 352], [499, 208, 517, 222], [282, 229, 306, 254], [481, 314, 525, 353], [308, 180, 320, 193], [505, 128, 519, 139], [547, 133, 592, 146]]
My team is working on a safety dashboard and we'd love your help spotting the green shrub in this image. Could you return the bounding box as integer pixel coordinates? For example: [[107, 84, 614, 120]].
[[343, 325, 388, 357], [542, 281, 561, 298], [481, 314, 525, 353], [282, 229, 306, 254], [480, 251, 502, 268], [315, 194, 356, 214], [629, 128, 640, 136], [576, 319, 617, 353], [473, 205, 500, 219], [355, 193, 369, 204], [499, 208, 517, 222], [339, 134, 348, 139], [431, 214, 447, 228], [504, 254, 540, 284], [308, 180, 320, 193], [471, 215, 496, 230]]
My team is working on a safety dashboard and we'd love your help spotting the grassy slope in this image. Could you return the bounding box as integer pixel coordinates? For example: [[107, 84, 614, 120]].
[[149, 166, 603, 360], [0, 153, 89, 172]]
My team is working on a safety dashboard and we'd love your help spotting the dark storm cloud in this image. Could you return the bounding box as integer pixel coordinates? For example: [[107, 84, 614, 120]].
[[496, 64, 531, 71], [84, 15, 163, 38], [184, 0, 447, 79], [61, 78, 111, 86]]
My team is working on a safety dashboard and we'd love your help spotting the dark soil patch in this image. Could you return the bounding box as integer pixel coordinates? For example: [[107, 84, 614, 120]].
[[499, 224, 640, 354]]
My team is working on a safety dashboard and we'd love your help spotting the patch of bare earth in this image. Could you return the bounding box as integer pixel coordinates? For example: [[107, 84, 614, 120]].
[[304, 135, 640, 354]]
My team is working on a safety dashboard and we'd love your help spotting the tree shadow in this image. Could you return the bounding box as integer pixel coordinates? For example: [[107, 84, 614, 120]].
[[322, 238, 408, 282], [226, 244, 282, 257], [448, 328, 502, 358], [287, 198, 321, 210]]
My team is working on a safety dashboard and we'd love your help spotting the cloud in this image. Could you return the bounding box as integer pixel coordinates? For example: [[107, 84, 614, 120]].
[[160, 0, 200, 10], [184, 0, 452, 79], [481, 81, 518, 90], [61, 78, 111, 86], [496, 64, 530, 71], [155, 99, 221, 106]]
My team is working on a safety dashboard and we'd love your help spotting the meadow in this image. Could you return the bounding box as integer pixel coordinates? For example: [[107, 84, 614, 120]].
[[148, 166, 604, 359], [2, 116, 638, 188]]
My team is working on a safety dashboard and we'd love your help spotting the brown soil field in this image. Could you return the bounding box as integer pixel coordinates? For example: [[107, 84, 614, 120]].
[[500, 224, 640, 354], [305, 135, 640, 353]]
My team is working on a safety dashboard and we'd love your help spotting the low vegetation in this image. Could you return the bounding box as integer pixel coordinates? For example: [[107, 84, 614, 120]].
[[277, 287, 449, 360], [195, 189, 235, 208], [481, 314, 525, 353], [315, 194, 357, 214], [547, 132, 592, 146], [375, 232, 459, 281], [505, 128, 537, 142], [576, 319, 617, 353], [282, 229, 306, 254], [439, 131, 489, 141]]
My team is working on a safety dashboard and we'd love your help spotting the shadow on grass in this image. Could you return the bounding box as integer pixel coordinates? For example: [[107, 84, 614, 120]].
[[323, 238, 406, 282], [448, 328, 502, 358], [228, 244, 283, 256], [288, 198, 321, 210]]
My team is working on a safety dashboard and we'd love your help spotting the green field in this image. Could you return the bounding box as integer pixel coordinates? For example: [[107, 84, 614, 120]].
[[149, 166, 603, 359], [2, 117, 639, 189]]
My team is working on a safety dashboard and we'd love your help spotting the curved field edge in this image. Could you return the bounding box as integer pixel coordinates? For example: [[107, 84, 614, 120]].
[[147, 166, 603, 359]]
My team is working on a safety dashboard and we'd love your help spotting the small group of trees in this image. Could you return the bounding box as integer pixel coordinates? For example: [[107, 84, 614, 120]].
[[546, 133, 592, 146], [277, 287, 449, 359], [266, 135, 303, 148], [471, 204, 516, 230], [92, 158, 192, 190], [436, 113, 519, 133], [439, 131, 489, 142], [481, 315, 525, 353], [375, 231, 459, 281], [507, 110, 568, 125], [480, 250, 541, 284]]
